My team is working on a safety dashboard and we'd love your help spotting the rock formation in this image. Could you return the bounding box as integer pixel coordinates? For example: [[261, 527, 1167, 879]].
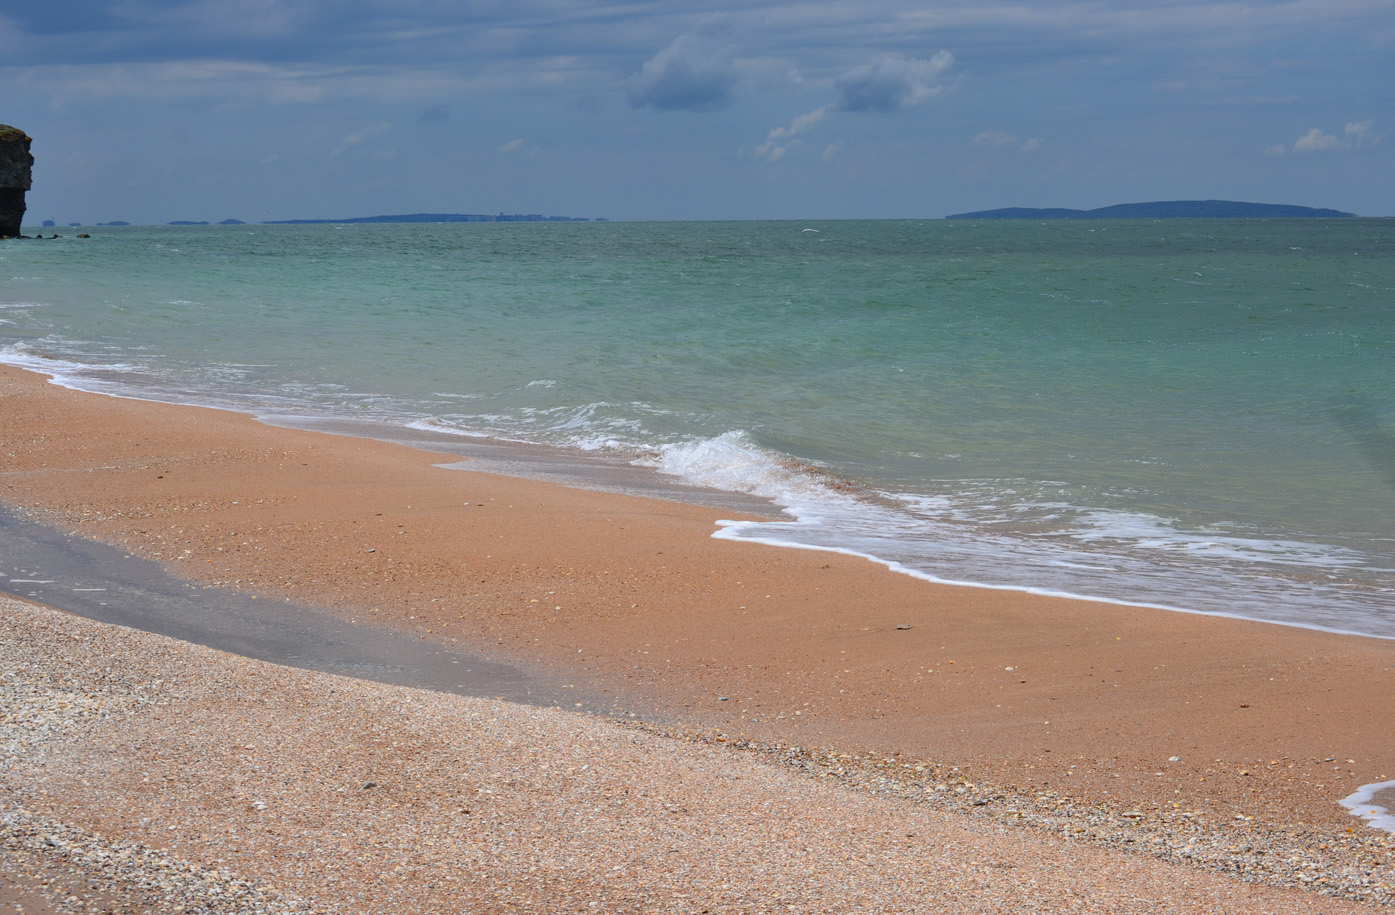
[[0, 125, 35, 238]]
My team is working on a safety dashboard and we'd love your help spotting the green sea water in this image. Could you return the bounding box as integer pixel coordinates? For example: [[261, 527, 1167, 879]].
[[2, 218, 1393, 636]]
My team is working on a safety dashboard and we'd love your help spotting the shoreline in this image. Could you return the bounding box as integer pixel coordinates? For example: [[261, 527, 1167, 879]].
[[712, 524, 1395, 644], [9, 346, 1390, 644], [21, 349, 1383, 644], [2, 363, 1394, 906]]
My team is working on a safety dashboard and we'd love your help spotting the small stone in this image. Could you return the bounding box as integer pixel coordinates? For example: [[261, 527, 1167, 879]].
[[895, 624, 912, 630]]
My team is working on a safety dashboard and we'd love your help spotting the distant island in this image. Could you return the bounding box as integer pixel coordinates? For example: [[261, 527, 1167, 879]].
[[43, 214, 600, 228], [946, 200, 1356, 220], [265, 212, 598, 225]]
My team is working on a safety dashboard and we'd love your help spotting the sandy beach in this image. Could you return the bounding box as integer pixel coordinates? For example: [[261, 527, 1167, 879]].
[[2, 363, 1393, 911]]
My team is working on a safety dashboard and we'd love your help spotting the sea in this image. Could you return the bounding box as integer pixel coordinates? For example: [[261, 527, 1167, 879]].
[[2, 218, 1393, 639]]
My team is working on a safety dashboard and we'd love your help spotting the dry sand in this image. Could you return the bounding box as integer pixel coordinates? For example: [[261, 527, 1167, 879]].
[[2, 364, 1393, 911]]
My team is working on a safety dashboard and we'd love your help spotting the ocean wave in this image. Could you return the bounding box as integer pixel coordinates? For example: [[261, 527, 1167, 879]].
[[403, 419, 494, 439], [639, 431, 854, 507], [639, 432, 1395, 638], [1060, 509, 1368, 569], [0, 343, 148, 389]]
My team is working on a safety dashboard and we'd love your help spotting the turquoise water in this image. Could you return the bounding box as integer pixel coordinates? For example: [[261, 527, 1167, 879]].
[[3, 219, 1393, 636]]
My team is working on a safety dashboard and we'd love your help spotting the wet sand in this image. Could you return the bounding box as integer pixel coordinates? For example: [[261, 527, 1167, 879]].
[[2, 364, 1394, 909]]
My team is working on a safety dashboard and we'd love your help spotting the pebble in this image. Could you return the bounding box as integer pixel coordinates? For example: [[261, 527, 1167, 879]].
[[4, 593, 1391, 913], [653, 724, 1395, 907]]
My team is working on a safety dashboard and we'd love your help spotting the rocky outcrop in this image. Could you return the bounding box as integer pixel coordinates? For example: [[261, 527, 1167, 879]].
[[0, 125, 35, 238]]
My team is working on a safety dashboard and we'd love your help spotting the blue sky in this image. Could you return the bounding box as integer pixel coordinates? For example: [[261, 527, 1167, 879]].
[[3, 1, 1391, 222]]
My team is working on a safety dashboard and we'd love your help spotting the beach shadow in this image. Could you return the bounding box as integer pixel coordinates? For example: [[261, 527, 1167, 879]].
[[0, 505, 580, 708]]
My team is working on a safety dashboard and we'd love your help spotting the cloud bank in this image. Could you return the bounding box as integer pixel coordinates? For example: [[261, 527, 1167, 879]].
[[2, 0, 1386, 220], [832, 52, 954, 112], [628, 34, 738, 112]]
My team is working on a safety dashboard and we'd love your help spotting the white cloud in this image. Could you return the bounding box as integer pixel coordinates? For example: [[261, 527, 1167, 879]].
[[1263, 143, 1287, 156], [1345, 120, 1375, 147], [497, 138, 539, 159], [1293, 127, 1343, 152], [628, 33, 738, 112], [973, 130, 1017, 147], [790, 106, 830, 136], [832, 52, 954, 112], [755, 104, 831, 162], [1291, 120, 1377, 153], [331, 122, 393, 157], [755, 53, 953, 163], [974, 131, 1040, 153]]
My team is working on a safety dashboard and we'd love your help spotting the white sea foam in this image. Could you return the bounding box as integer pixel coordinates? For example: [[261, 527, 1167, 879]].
[[640, 431, 850, 508], [1061, 510, 1367, 569], [406, 402, 650, 451], [640, 432, 1395, 639], [427, 392, 486, 401], [404, 419, 493, 439], [0, 343, 144, 389], [1340, 781, 1395, 833]]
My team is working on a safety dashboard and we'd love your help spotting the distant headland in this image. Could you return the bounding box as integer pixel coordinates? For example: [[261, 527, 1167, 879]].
[[265, 212, 600, 225], [946, 200, 1356, 220]]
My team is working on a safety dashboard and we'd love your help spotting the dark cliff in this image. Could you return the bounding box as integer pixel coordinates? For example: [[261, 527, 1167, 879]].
[[0, 125, 35, 237]]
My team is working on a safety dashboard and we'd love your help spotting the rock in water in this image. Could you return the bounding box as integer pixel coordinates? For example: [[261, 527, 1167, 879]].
[[0, 125, 35, 238]]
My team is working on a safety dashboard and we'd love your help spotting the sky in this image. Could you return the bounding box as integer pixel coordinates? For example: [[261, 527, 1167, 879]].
[[2, 1, 1391, 223]]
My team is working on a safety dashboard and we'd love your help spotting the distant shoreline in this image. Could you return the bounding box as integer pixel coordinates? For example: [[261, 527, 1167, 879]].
[[30, 213, 604, 229], [946, 199, 1356, 219], [29, 205, 1382, 228], [264, 212, 601, 224]]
